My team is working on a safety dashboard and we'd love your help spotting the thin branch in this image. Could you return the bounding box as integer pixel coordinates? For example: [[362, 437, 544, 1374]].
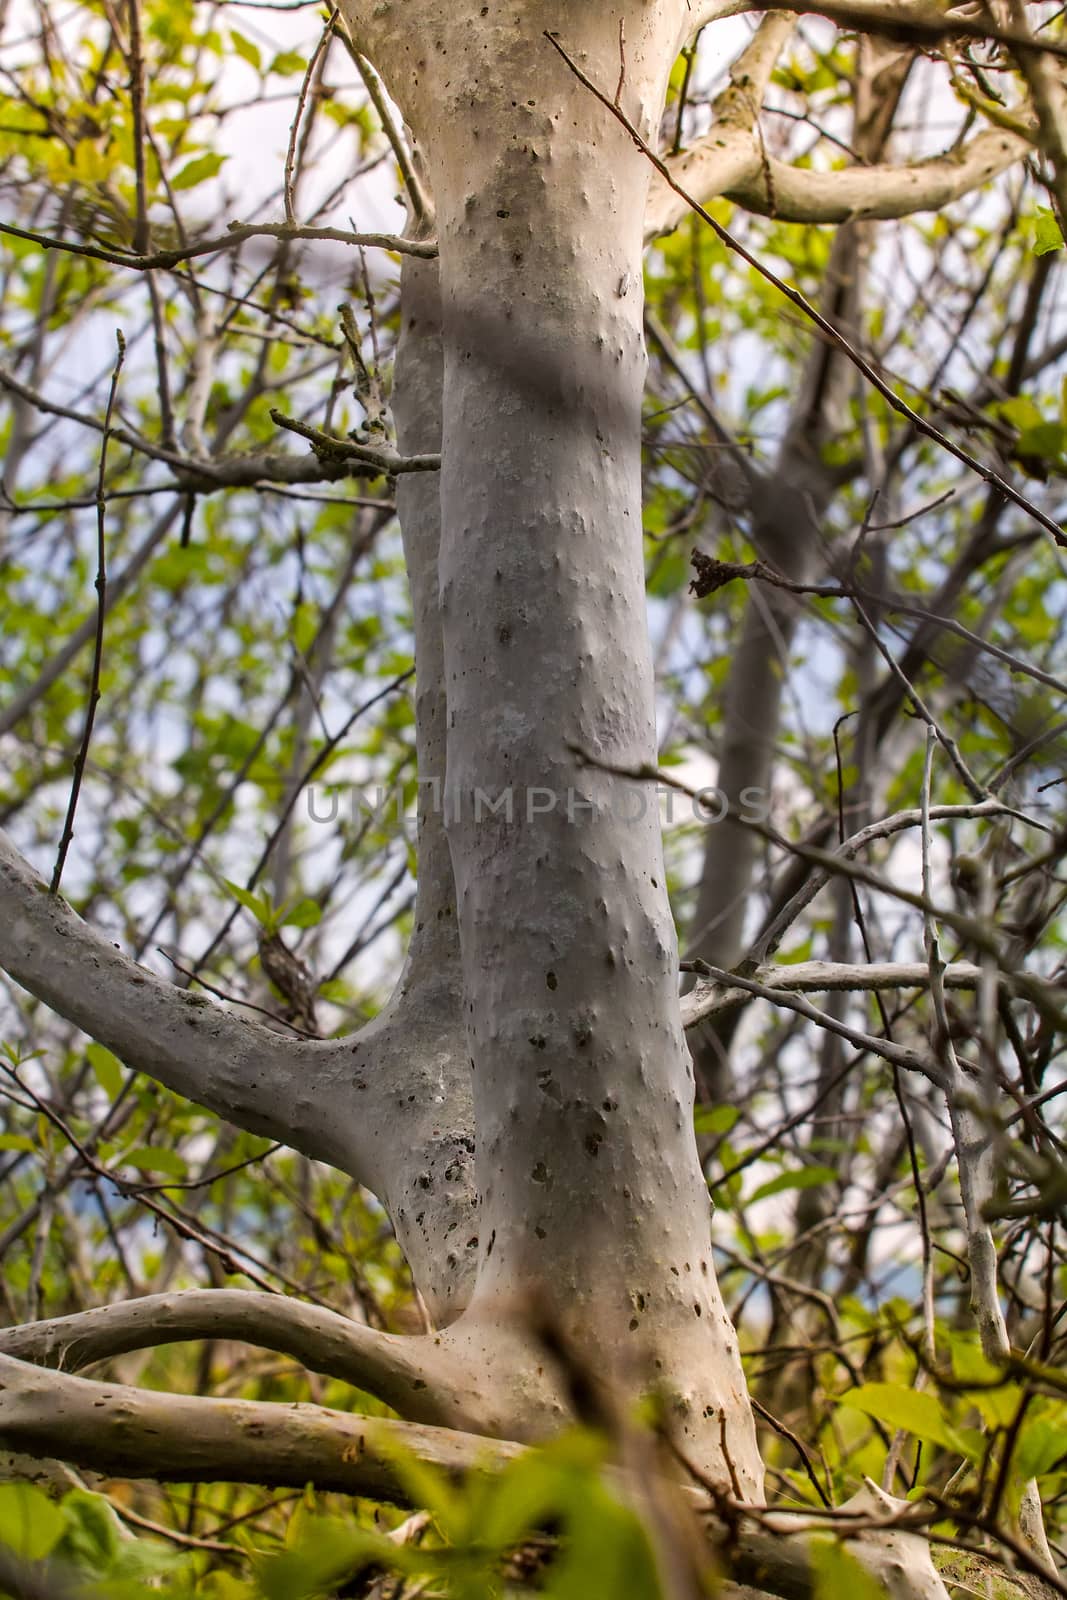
[[547, 31, 1067, 553], [50, 330, 125, 895], [682, 960, 947, 1084], [269, 408, 440, 474], [284, 7, 336, 226], [0, 218, 437, 270]]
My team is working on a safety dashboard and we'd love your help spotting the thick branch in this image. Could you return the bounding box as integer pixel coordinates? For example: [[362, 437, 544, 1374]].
[[0, 1291, 476, 1426], [680, 958, 986, 1027], [0, 1352, 520, 1503], [725, 127, 1029, 223], [647, 15, 793, 238], [649, 123, 1027, 237], [746, 0, 1067, 59], [0, 832, 475, 1317], [0, 1354, 957, 1600], [0, 831, 342, 1158]]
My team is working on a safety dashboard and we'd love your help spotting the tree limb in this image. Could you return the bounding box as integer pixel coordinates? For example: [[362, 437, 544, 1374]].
[[726, 127, 1030, 223], [0, 1290, 468, 1426], [0, 832, 475, 1317], [648, 119, 1028, 237], [0, 1352, 520, 1503], [680, 958, 987, 1027]]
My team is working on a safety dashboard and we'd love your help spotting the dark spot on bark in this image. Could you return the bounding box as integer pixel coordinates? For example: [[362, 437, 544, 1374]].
[[534, 1225, 546, 1239], [497, 209, 510, 219], [485, 1229, 495, 1256], [602, 1098, 617, 1112], [629, 1318, 639, 1331], [412, 1379, 427, 1390], [466, 1236, 479, 1249], [417, 1173, 432, 1190], [546, 971, 557, 990], [497, 623, 511, 644], [694, 1303, 702, 1317], [573, 1019, 592, 1047], [529, 1034, 547, 1049], [703, 1405, 715, 1418], [537, 1071, 562, 1103], [532, 1161, 548, 1183], [584, 1133, 602, 1158]]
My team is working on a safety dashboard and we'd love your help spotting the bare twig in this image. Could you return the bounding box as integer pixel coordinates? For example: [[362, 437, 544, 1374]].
[[50, 330, 125, 895]]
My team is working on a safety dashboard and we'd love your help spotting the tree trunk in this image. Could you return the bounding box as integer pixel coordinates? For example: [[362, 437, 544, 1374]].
[[340, 0, 762, 1496]]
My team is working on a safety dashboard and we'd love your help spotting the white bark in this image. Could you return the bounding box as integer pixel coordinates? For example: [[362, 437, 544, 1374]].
[[648, 128, 1029, 237], [681, 959, 988, 1027], [338, 0, 763, 1496], [0, 830, 473, 1323]]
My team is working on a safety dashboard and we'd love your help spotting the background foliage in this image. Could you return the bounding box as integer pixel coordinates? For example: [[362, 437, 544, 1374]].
[[0, 0, 1064, 1592]]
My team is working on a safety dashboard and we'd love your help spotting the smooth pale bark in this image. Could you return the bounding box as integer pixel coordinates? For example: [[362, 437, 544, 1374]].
[[647, 127, 1029, 237], [364, 228, 479, 1322], [338, 0, 762, 1495]]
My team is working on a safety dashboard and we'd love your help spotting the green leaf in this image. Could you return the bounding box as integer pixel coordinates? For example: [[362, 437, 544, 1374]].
[[123, 1146, 188, 1178], [281, 898, 322, 929], [0, 1482, 66, 1561], [694, 1104, 740, 1136], [748, 1164, 837, 1203], [0, 1134, 35, 1153], [221, 878, 273, 928], [1034, 208, 1064, 255], [1016, 421, 1067, 461], [171, 152, 227, 190], [88, 1041, 124, 1099], [230, 29, 262, 70], [316, 978, 350, 1004], [56, 1489, 121, 1576], [840, 1382, 973, 1455], [1016, 1415, 1067, 1480], [269, 50, 305, 76], [256, 1519, 396, 1600]]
